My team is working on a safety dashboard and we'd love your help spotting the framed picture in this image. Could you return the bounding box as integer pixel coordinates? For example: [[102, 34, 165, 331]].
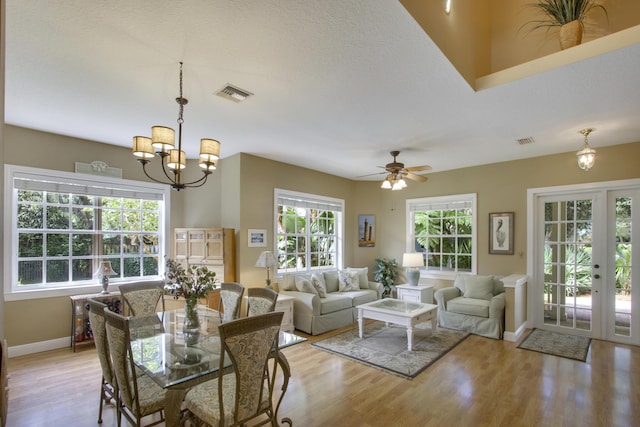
[[489, 212, 514, 255], [248, 229, 267, 247], [358, 215, 375, 247]]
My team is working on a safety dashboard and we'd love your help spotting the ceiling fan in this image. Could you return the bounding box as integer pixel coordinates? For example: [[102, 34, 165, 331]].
[[361, 151, 431, 189]]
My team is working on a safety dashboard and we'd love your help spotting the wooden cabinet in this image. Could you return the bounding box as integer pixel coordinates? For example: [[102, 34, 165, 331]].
[[173, 227, 236, 287]]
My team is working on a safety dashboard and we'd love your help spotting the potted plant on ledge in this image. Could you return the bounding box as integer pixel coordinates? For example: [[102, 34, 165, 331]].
[[524, 0, 608, 50]]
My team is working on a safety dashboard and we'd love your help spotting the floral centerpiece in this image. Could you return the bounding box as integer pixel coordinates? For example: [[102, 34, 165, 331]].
[[164, 257, 217, 344]]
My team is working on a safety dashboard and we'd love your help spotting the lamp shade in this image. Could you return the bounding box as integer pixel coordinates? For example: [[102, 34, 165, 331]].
[[167, 149, 187, 171], [402, 252, 423, 268], [132, 136, 155, 159], [199, 138, 221, 162], [96, 260, 116, 277], [255, 251, 278, 268], [577, 146, 596, 171], [151, 126, 175, 152]]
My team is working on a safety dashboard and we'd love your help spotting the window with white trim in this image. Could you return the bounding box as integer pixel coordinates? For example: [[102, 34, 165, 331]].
[[407, 194, 477, 276], [4, 165, 170, 295], [275, 189, 344, 274]]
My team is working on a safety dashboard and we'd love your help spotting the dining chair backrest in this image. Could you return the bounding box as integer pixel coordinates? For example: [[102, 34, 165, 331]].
[[103, 308, 166, 426], [119, 281, 165, 317], [247, 287, 278, 317], [87, 298, 116, 424], [219, 311, 284, 425], [218, 282, 245, 322]]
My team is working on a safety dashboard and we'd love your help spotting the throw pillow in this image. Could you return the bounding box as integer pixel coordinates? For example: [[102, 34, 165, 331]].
[[279, 274, 297, 292], [310, 273, 327, 297], [338, 270, 360, 292], [295, 275, 318, 295], [347, 267, 369, 289], [463, 275, 494, 301]]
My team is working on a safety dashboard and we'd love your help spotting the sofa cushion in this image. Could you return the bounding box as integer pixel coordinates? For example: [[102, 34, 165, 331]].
[[347, 267, 369, 289], [493, 276, 505, 295], [311, 273, 327, 297], [319, 293, 353, 314], [447, 296, 490, 317], [338, 270, 360, 291], [295, 275, 317, 295], [463, 275, 494, 301], [340, 289, 378, 306], [323, 270, 340, 293]]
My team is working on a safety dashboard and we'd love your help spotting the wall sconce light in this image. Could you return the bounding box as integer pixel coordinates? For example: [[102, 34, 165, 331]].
[[443, 0, 452, 14], [576, 128, 596, 171]]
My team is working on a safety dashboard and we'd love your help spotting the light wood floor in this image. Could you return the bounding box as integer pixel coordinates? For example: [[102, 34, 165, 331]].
[[5, 326, 640, 427]]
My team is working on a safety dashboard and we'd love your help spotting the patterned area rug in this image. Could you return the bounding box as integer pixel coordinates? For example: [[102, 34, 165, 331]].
[[311, 321, 469, 379], [517, 328, 591, 362]]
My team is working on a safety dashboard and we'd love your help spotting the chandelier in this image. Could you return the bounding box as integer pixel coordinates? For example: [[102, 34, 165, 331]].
[[132, 62, 220, 190], [576, 128, 596, 171]]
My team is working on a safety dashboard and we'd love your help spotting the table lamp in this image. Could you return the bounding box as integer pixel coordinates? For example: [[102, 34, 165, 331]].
[[402, 252, 423, 286], [96, 261, 116, 294], [255, 251, 278, 288]]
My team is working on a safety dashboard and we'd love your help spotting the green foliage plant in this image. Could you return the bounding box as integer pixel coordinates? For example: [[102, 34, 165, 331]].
[[164, 257, 217, 302], [523, 0, 607, 32], [373, 258, 398, 298]]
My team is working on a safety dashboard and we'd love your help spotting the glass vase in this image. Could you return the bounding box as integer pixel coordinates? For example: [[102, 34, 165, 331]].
[[183, 297, 201, 346]]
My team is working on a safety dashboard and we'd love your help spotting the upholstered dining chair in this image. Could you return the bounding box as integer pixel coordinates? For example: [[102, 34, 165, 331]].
[[87, 298, 118, 424], [119, 281, 165, 317], [103, 308, 167, 427], [247, 287, 278, 317], [183, 311, 285, 427], [218, 282, 245, 322]]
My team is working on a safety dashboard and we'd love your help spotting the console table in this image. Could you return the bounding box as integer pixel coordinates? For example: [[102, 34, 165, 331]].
[[70, 291, 122, 352]]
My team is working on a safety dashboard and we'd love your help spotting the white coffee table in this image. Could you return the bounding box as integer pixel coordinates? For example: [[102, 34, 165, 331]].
[[356, 298, 438, 351]]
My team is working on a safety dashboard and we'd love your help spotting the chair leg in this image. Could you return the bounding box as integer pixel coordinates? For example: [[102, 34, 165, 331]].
[[97, 387, 104, 424]]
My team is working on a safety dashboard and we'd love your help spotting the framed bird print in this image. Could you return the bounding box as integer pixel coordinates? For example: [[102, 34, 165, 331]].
[[489, 212, 514, 255]]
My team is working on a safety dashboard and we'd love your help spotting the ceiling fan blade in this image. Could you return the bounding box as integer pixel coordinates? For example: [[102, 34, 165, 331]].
[[405, 172, 428, 183], [405, 165, 432, 173], [356, 171, 387, 178]]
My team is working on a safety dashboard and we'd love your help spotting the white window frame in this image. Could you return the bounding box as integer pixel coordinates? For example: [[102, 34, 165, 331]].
[[274, 188, 344, 275], [406, 193, 477, 279], [4, 164, 171, 301]]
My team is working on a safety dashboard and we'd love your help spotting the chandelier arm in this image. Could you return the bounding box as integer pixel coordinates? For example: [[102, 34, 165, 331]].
[[140, 161, 178, 186]]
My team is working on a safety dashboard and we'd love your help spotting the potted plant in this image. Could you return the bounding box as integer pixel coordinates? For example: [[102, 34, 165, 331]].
[[373, 258, 398, 298], [523, 0, 608, 50]]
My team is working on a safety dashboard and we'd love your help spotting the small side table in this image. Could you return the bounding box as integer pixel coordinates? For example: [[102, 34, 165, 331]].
[[396, 284, 434, 304]]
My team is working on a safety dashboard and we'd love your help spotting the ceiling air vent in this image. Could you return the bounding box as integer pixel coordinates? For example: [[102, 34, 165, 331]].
[[516, 137, 535, 145], [216, 84, 253, 103]]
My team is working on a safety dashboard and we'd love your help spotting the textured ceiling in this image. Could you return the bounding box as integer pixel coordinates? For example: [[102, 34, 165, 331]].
[[4, 1, 640, 182]]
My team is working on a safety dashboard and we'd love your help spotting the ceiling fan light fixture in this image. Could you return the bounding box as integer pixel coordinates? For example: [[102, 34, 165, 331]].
[[381, 179, 392, 189]]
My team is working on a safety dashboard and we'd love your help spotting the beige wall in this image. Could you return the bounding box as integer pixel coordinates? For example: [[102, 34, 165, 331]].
[[2, 124, 640, 349], [352, 140, 640, 288]]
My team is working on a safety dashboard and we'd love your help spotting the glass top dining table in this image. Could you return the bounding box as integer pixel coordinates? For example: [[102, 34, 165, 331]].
[[128, 306, 306, 427]]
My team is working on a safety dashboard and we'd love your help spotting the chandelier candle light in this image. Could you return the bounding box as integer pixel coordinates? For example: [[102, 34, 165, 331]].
[[96, 261, 116, 294], [402, 252, 424, 286], [132, 62, 220, 190], [255, 251, 278, 288], [576, 128, 596, 171]]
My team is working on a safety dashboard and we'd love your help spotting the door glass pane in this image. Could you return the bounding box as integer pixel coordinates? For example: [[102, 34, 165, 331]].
[[543, 200, 593, 331], [615, 197, 632, 337]]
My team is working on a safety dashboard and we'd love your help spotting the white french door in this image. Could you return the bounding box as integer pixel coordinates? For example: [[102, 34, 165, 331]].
[[529, 180, 639, 345]]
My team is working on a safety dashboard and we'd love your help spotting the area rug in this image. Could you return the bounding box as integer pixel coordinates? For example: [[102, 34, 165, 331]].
[[311, 321, 469, 379], [517, 328, 591, 362]]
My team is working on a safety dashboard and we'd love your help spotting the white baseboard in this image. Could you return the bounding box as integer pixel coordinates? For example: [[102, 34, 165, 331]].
[[8, 337, 71, 358], [504, 323, 527, 342]]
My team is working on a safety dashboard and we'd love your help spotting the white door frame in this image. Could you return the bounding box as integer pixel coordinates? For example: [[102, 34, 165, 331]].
[[527, 178, 640, 344]]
